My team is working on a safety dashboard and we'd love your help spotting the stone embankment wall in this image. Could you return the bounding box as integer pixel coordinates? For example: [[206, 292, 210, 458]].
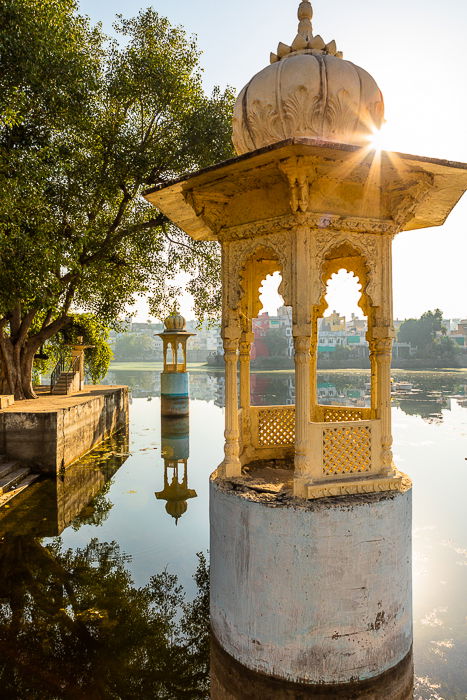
[[0, 386, 128, 473]]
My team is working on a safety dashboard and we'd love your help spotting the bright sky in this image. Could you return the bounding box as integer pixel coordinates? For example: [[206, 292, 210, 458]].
[[79, 0, 467, 322]]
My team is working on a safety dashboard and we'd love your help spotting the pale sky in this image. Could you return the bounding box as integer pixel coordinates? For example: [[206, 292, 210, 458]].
[[79, 0, 467, 322]]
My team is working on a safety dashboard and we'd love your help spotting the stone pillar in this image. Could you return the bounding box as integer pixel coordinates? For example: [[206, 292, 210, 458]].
[[239, 332, 252, 410], [239, 331, 253, 453], [309, 318, 318, 416], [70, 347, 85, 390], [223, 336, 241, 477], [370, 333, 395, 475], [369, 333, 379, 416], [293, 332, 312, 497]]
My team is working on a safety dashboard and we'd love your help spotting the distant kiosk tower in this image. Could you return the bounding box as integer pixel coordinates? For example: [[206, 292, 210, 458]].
[[145, 1, 467, 689], [157, 313, 195, 416]]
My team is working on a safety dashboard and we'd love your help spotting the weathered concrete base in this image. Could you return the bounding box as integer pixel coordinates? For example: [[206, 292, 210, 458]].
[[161, 372, 189, 415], [0, 386, 128, 474], [210, 634, 414, 699], [210, 472, 412, 685]]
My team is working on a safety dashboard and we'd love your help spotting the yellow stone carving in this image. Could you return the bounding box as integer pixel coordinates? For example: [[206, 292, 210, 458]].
[[145, 1, 467, 500], [232, 1, 383, 154]]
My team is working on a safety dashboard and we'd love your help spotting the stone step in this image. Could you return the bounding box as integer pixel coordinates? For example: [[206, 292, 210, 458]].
[[0, 460, 20, 480], [0, 473, 41, 508], [0, 467, 31, 495]]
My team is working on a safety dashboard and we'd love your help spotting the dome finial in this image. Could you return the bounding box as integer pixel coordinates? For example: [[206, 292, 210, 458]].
[[270, 1, 342, 63], [297, 1, 313, 42]]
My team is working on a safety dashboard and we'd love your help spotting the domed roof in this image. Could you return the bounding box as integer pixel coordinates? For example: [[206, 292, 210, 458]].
[[165, 499, 188, 520], [164, 312, 186, 332], [232, 1, 384, 154]]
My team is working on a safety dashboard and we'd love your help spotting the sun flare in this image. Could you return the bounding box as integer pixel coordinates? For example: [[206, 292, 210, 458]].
[[368, 126, 387, 152]]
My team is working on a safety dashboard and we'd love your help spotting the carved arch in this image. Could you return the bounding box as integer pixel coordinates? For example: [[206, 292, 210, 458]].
[[228, 234, 293, 324], [313, 231, 381, 308], [316, 240, 376, 324], [238, 246, 283, 324]]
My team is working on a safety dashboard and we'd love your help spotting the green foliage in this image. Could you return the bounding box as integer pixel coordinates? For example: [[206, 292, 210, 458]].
[[398, 310, 458, 365], [68, 313, 113, 383], [0, 535, 210, 697], [263, 328, 289, 358], [398, 309, 444, 351], [333, 344, 351, 362], [113, 332, 158, 362], [37, 313, 113, 383], [0, 0, 234, 397]]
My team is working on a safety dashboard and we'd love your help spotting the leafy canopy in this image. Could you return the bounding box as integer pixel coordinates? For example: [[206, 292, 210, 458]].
[[398, 309, 458, 363], [0, 0, 234, 393]]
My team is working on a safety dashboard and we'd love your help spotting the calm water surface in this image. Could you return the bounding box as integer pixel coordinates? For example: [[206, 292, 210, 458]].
[[0, 369, 466, 698]]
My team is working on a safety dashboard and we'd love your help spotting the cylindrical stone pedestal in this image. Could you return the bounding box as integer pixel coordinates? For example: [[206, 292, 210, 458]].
[[210, 476, 412, 686], [161, 415, 189, 460], [160, 372, 189, 416], [210, 634, 414, 699]]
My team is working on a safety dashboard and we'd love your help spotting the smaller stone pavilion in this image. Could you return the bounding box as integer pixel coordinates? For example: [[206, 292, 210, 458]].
[[145, 1, 467, 688], [157, 313, 195, 416]]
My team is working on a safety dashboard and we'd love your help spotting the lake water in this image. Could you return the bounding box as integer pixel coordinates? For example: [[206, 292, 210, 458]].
[[0, 368, 466, 698]]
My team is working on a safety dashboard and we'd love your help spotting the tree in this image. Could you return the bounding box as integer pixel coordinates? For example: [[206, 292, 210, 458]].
[[398, 309, 458, 365], [0, 536, 210, 698], [0, 0, 234, 398], [113, 332, 157, 361], [263, 328, 289, 358], [398, 309, 444, 353]]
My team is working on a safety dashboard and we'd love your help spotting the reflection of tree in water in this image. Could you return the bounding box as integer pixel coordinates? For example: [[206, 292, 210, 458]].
[[318, 372, 369, 395], [103, 370, 159, 397], [0, 536, 209, 699], [395, 399, 445, 424], [251, 374, 292, 405], [71, 480, 114, 531], [392, 372, 463, 424]]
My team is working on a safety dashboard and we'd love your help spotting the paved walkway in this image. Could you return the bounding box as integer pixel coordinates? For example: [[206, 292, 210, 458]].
[[0, 385, 126, 413]]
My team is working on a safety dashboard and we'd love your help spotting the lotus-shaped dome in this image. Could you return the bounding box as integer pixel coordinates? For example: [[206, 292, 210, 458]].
[[164, 312, 186, 332], [232, 1, 384, 154]]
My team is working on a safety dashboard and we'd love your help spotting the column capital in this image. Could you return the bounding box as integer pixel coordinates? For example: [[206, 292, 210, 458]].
[[223, 337, 239, 353], [369, 337, 393, 355], [239, 332, 254, 349], [293, 335, 311, 356], [368, 326, 396, 341], [222, 320, 241, 342]]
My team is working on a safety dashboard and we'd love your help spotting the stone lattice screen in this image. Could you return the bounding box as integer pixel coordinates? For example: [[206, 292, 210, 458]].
[[256, 406, 295, 447], [322, 424, 372, 476]]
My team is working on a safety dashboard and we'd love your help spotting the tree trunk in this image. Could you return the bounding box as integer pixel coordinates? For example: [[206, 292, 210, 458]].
[[0, 337, 40, 400]]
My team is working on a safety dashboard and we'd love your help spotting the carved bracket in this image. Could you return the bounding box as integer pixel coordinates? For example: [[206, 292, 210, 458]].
[[278, 156, 318, 213], [389, 172, 434, 228], [183, 189, 231, 233]]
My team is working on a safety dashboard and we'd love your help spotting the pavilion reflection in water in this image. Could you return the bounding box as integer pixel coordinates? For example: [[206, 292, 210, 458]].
[[155, 407, 197, 523], [0, 428, 212, 698]]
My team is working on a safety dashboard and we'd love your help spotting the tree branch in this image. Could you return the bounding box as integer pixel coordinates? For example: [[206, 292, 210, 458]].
[[16, 309, 37, 346], [78, 214, 166, 268], [162, 226, 213, 264], [10, 302, 21, 339], [41, 310, 53, 331]]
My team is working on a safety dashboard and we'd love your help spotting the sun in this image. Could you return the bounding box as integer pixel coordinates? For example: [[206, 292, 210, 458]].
[[368, 126, 387, 152]]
